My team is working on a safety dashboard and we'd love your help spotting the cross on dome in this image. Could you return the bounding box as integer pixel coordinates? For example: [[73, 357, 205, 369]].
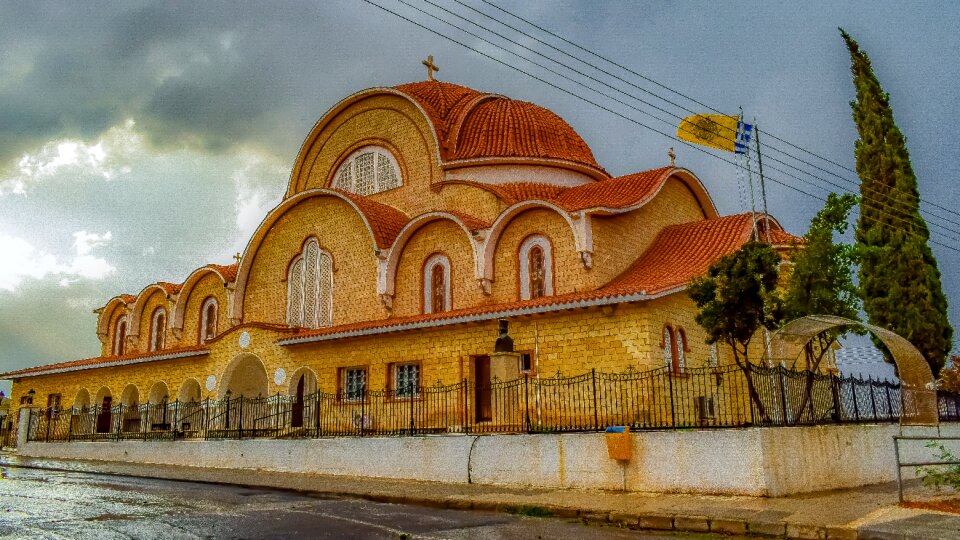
[[422, 55, 439, 81]]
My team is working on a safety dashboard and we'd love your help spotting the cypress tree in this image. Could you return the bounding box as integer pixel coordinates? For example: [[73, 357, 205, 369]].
[[841, 29, 953, 376]]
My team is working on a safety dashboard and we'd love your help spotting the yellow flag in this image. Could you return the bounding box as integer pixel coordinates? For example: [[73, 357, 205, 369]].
[[677, 114, 739, 152]]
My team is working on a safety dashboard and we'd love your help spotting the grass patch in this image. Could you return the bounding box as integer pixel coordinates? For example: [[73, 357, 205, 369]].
[[504, 505, 554, 518]]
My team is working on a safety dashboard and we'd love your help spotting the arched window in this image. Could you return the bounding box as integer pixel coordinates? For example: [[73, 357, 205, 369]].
[[662, 325, 685, 373], [150, 307, 166, 352], [423, 254, 451, 314], [287, 238, 333, 328], [200, 297, 218, 344], [519, 235, 554, 300], [112, 316, 127, 356], [332, 146, 402, 196]]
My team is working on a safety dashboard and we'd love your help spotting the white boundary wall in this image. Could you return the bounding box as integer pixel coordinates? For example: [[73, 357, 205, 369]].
[[19, 423, 959, 496]]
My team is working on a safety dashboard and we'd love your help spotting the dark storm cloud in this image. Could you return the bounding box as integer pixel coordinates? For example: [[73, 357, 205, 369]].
[[0, 1, 377, 169]]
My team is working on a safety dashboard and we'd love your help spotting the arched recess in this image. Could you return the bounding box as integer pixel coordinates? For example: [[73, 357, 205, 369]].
[[97, 296, 132, 342], [94, 386, 112, 406], [230, 189, 407, 323], [769, 315, 937, 426], [286, 87, 446, 198], [219, 353, 269, 399], [178, 378, 202, 403], [171, 266, 232, 331], [147, 381, 169, 405], [130, 285, 173, 338], [481, 201, 585, 290], [120, 384, 140, 407], [382, 212, 484, 300], [73, 388, 91, 411]]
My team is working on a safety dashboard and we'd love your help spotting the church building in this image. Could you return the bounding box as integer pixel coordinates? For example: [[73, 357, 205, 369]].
[[2, 73, 801, 426]]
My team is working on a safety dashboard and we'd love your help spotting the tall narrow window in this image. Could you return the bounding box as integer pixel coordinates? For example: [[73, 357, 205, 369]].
[[332, 146, 402, 195], [675, 328, 687, 372], [662, 326, 674, 369], [113, 316, 127, 356], [287, 238, 333, 328], [150, 307, 166, 352], [519, 235, 554, 300], [200, 297, 218, 344], [423, 254, 451, 314]]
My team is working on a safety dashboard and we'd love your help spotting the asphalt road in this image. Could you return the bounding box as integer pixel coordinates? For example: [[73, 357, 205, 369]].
[[0, 465, 696, 539]]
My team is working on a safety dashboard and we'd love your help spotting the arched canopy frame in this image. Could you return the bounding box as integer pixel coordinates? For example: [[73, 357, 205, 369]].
[[769, 315, 937, 426]]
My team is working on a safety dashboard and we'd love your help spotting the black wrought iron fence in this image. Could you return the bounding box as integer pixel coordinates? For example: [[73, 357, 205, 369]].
[[24, 364, 960, 443]]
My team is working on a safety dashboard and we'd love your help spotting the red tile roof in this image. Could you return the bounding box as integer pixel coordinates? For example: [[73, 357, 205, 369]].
[[156, 281, 182, 295], [445, 211, 490, 231], [767, 229, 805, 247], [442, 167, 677, 213], [394, 81, 604, 174], [119, 294, 137, 304], [281, 213, 771, 344], [329, 188, 410, 249], [0, 346, 209, 379], [207, 263, 239, 282]]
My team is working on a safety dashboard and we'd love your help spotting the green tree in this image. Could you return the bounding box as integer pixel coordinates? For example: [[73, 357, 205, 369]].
[[841, 29, 953, 376], [688, 241, 784, 421], [936, 356, 960, 393], [782, 192, 860, 421]]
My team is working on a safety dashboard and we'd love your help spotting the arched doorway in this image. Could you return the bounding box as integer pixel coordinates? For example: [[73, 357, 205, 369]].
[[287, 367, 318, 428], [119, 384, 140, 433], [94, 386, 112, 433], [147, 382, 170, 431], [219, 353, 269, 399]]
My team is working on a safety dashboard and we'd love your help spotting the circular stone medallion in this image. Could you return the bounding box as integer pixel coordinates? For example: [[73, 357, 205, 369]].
[[205, 375, 217, 391], [238, 331, 251, 349], [274, 367, 287, 386]]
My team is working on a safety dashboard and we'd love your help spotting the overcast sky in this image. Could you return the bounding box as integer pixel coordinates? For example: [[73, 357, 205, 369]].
[[2, 1, 959, 393]]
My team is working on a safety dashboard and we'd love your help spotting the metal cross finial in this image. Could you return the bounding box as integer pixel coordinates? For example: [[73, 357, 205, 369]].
[[234, 252, 242, 265], [422, 55, 439, 81], [668, 147, 676, 167]]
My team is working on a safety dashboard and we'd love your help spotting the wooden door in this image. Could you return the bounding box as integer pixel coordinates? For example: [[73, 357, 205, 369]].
[[96, 396, 112, 433], [474, 356, 492, 422], [292, 376, 305, 428]]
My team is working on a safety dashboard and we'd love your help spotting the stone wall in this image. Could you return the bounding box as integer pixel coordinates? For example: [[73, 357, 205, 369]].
[[20, 424, 957, 496]]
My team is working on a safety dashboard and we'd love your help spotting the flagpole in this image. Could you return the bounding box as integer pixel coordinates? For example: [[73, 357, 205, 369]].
[[740, 108, 759, 241], [754, 121, 770, 242]]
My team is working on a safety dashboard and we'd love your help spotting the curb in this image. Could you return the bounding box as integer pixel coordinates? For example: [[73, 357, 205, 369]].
[[0, 457, 863, 539]]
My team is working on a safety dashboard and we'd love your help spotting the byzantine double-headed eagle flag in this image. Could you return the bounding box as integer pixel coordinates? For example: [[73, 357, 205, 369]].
[[677, 114, 752, 154]]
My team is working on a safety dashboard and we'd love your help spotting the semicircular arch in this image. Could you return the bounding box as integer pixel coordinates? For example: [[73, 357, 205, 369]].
[[481, 200, 582, 285], [97, 296, 132, 338], [287, 367, 318, 397], [129, 286, 171, 338], [230, 189, 406, 323], [769, 315, 937, 426], [171, 267, 231, 331], [73, 388, 91, 410], [218, 353, 269, 399], [177, 378, 203, 403], [384, 212, 482, 298]]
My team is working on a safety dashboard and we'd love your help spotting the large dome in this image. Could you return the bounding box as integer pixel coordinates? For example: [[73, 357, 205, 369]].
[[393, 81, 604, 176]]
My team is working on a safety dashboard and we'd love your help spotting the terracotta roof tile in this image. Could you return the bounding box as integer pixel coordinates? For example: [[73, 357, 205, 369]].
[[207, 263, 239, 282], [156, 281, 182, 295], [767, 229, 805, 247], [329, 188, 409, 249], [393, 81, 604, 174], [119, 294, 137, 304], [0, 346, 209, 379], [444, 211, 490, 231], [554, 167, 673, 211]]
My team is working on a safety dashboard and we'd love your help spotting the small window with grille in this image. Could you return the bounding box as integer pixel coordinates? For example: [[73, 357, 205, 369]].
[[332, 146, 402, 195], [342, 367, 367, 401], [394, 363, 421, 398]]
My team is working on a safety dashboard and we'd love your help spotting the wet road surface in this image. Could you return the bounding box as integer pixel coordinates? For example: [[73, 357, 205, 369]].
[[0, 465, 697, 539]]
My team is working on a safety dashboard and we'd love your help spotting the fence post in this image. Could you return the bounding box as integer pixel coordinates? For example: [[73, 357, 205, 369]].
[[115, 404, 123, 441], [203, 397, 210, 439], [591, 368, 600, 430], [409, 383, 415, 435], [868, 377, 878, 421], [524, 374, 531, 433], [44, 409, 51, 442], [238, 396, 244, 440], [462, 377, 469, 434], [315, 389, 322, 437], [275, 391, 281, 436], [851, 379, 860, 423], [777, 366, 789, 426], [885, 384, 894, 421], [830, 375, 842, 423], [68, 408, 74, 442], [668, 369, 676, 428], [360, 385, 365, 437]]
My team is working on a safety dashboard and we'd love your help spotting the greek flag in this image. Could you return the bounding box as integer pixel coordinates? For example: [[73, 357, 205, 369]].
[[735, 120, 753, 155]]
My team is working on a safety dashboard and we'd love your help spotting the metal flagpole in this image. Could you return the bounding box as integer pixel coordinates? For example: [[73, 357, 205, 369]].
[[754, 120, 770, 242], [740, 109, 759, 241]]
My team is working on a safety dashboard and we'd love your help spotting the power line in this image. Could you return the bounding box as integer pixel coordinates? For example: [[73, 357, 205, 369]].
[[477, 0, 960, 224], [361, 0, 960, 254]]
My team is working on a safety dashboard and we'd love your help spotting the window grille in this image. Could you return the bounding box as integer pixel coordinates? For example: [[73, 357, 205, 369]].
[[663, 327, 673, 369], [286, 239, 333, 329], [200, 298, 218, 343], [519, 235, 554, 300], [344, 368, 366, 400], [395, 364, 420, 398], [423, 254, 450, 314], [151, 308, 166, 352], [331, 147, 402, 196]]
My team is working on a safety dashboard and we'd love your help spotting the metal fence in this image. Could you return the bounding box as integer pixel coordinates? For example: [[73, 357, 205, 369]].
[[0, 419, 14, 448], [25, 364, 960, 443]]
